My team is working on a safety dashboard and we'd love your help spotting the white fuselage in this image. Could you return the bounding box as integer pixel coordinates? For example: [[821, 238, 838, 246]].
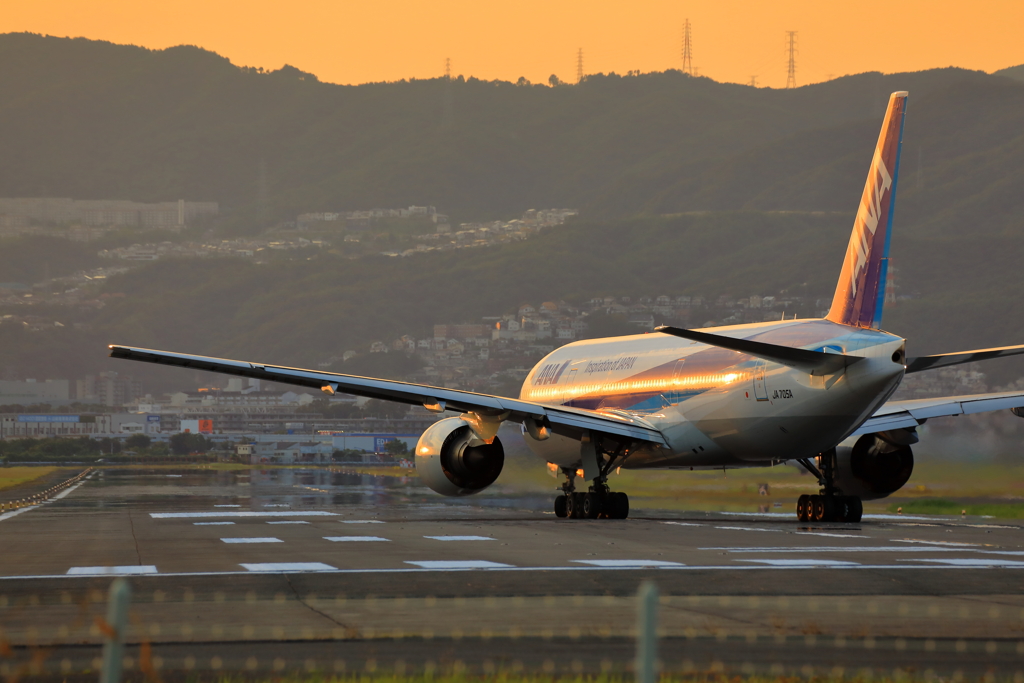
[[519, 318, 905, 470]]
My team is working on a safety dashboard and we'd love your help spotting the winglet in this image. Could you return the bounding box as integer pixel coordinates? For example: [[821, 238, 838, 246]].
[[826, 91, 908, 329]]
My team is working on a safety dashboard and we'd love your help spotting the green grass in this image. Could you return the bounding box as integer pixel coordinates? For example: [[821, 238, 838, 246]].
[[887, 497, 1024, 518], [0, 466, 57, 491]]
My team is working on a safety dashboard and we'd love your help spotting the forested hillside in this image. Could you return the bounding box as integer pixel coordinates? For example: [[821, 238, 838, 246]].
[[2, 34, 1024, 391], [2, 33, 1022, 231]]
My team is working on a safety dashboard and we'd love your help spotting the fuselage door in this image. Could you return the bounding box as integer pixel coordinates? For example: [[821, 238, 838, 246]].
[[753, 361, 769, 401], [669, 359, 686, 405], [561, 368, 578, 405]]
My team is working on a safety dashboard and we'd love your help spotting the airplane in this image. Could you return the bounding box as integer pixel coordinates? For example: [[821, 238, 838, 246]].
[[110, 91, 1024, 523]]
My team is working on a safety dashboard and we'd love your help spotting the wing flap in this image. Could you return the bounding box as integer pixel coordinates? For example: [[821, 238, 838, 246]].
[[109, 345, 667, 446]]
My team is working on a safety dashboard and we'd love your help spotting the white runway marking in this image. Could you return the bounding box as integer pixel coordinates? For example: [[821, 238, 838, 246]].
[[904, 558, 1024, 567], [214, 504, 241, 508], [716, 526, 782, 533], [166, 475, 182, 478], [662, 521, 702, 527], [194, 521, 234, 526], [896, 539, 979, 546], [424, 535, 495, 541], [405, 560, 513, 569], [341, 520, 385, 524], [325, 536, 390, 542], [702, 546, 968, 553], [151, 511, 339, 518], [738, 559, 860, 567], [241, 562, 337, 572], [220, 537, 282, 544], [573, 559, 685, 568], [263, 504, 289, 508], [267, 521, 309, 525], [67, 566, 158, 575], [795, 532, 868, 538]]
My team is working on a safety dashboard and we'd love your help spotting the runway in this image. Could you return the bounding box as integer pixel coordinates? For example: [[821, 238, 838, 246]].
[[2, 467, 1023, 679]]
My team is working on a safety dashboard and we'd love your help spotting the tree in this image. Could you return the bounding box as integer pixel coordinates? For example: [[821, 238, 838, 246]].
[[169, 432, 212, 455], [125, 433, 152, 450], [384, 439, 409, 456]]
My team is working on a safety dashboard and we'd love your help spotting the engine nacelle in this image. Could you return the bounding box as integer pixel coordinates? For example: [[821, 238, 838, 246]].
[[834, 433, 914, 500], [415, 417, 505, 496]]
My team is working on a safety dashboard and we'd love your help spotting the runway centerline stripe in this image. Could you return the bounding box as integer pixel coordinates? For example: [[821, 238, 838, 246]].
[[424, 535, 495, 541], [214, 505, 241, 508], [267, 521, 309, 525], [795, 532, 869, 538], [220, 537, 282, 544], [241, 562, 337, 572], [661, 521, 702, 527], [67, 566, 158, 575], [716, 526, 783, 533], [572, 559, 685, 568], [150, 511, 339, 518], [194, 522, 234, 526], [405, 560, 513, 569], [738, 559, 860, 566], [325, 536, 390, 542]]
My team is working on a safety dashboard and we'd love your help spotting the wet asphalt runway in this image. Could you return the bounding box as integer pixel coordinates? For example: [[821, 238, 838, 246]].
[[2, 467, 1023, 679]]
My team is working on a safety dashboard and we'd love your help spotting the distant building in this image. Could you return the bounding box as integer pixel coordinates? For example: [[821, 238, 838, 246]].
[[0, 198, 218, 229], [0, 379, 69, 404], [76, 372, 143, 407]]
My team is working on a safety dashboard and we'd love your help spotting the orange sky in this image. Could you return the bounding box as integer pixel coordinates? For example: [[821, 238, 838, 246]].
[[4, 1, 1023, 88]]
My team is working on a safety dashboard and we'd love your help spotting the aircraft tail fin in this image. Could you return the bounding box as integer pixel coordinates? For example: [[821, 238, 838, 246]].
[[826, 91, 908, 329]]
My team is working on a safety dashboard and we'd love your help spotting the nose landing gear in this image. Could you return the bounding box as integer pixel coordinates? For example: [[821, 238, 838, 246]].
[[795, 450, 863, 523]]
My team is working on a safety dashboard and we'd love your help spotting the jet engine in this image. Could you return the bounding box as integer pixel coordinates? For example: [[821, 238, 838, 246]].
[[414, 417, 505, 496], [833, 432, 914, 500]]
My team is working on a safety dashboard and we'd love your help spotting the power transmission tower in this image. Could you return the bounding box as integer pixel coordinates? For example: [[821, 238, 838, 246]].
[[749, 75, 758, 87], [785, 31, 798, 89], [681, 19, 694, 76], [576, 48, 584, 84], [445, 57, 451, 80]]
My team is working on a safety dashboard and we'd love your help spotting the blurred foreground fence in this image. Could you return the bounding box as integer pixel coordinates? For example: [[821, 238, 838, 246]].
[[2, 576, 1024, 680]]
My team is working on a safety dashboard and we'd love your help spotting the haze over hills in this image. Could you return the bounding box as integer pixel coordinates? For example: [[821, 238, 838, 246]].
[[2, 33, 1024, 392]]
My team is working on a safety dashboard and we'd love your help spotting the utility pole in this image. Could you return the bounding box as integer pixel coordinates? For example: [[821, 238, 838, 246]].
[[444, 57, 451, 80], [681, 19, 694, 76], [576, 48, 584, 84], [749, 75, 758, 87], [785, 31, 798, 89]]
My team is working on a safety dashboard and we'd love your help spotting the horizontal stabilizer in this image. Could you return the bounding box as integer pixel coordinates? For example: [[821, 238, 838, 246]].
[[905, 343, 1024, 374], [655, 326, 862, 376]]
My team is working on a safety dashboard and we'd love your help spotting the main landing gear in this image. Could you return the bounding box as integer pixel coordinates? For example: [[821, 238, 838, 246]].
[[795, 449, 863, 523], [553, 436, 629, 520]]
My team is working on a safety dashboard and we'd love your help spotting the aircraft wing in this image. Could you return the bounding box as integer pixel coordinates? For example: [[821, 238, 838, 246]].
[[108, 345, 668, 446], [851, 390, 1024, 436]]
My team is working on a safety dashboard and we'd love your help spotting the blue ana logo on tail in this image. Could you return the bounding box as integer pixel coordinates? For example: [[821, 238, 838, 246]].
[[827, 92, 907, 329]]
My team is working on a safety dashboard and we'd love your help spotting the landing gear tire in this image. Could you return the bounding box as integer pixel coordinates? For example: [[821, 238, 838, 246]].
[[796, 494, 811, 522], [554, 494, 568, 518], [583, 492, 601, 519], [796, 493, 863, 523], [610, 491, 629, 519], [846, 496, 863, 523]]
